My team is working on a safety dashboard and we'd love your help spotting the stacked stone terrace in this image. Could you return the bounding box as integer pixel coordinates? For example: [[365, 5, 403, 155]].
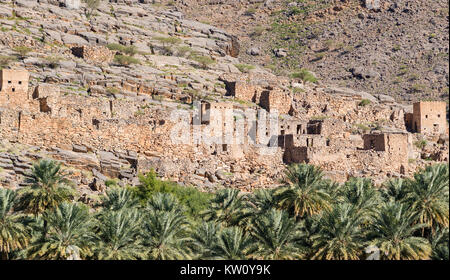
[[0, 67, 449, 191]]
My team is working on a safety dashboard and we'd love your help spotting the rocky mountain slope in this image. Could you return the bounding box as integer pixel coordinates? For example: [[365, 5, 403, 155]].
[[0, 0, 448, 197], [168, 0, 449, 102]]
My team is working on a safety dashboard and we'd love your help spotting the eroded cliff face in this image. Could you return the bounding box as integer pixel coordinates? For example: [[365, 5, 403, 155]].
[[166, 0, 449, 102], [0, 0, 448, 197]]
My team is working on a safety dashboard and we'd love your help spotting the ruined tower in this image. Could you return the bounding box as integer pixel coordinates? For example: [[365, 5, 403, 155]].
[[0, 69, 29, 94], [409, 101, 447, 135]]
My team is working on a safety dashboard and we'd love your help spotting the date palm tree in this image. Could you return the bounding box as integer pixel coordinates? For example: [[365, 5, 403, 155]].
[[0, 189, 30, 260], [275, 164, 331, 219], [251, 209, 305, 260], [310, 203, 366, 260], [18, 159, 75, 216], [203, 188, 247, 227], [189, 221, 221, 259], [406, 164, 449, 234], [100, 187, 138, 211], [142, 207, 191, 260], [25, 202, 94, 260], [244, 188, 278, 215], [18, 160, 75, 237], [94, 209, 145, 260], [429, 227, 449, 260], [339, 178, 381, 224], [380, 178, 411, 203], [369, 202, 431, 260], [240, 188, 278, 232], [145, 192, 184, 214], [212, 227, 256, 260]]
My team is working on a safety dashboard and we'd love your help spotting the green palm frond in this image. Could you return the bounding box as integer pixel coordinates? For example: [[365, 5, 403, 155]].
[[311, 203, 366, 260], [142, 207, 191, 260], [369, 202, 431, 260], [94, 209, 145, 260], [202, 188, 248, 227], [406, 164, 449, 232], [100, 187, 138, 211], [25, 202, 94, 260], [189, 221, 221, 259], [275, 164, 331, 219], [0, 189, 30, 259], [250, 209, 305, 260], [17, 159, 76, 216], [212, 227, 257, 260]]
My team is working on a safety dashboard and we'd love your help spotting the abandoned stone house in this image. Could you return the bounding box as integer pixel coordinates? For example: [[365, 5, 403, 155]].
[[0, 69, 29, 94], [220, 74, 293, 115], [1, 69, 447, 184], [405, 101, 447, 135], [361, 132, 411, 173], [362, 132, 409, 156]]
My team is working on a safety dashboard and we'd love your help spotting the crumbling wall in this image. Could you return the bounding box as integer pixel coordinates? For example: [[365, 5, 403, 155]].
[[259, 88, 292, 115], [412, 101, 447, 135], [71, 45, 115, 65], [0, 69, 29, 93], [363, 134, 386, 151]]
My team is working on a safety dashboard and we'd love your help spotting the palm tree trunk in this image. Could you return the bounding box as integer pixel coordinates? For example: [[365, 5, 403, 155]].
[[1, 251, 9, 260], [43, 219, 48, 238]]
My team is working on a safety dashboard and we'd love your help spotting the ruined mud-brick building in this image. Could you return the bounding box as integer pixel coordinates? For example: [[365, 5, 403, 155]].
[[1, 69, 447, 186], [405, 101, 447, 135], [0, 69, 29, 94], [220, 73, 293, 115], [71, 45, 115, 65]]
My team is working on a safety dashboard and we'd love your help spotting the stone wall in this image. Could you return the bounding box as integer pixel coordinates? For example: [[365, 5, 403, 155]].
[[259, 88, 292, 115], [411, 101, 447, 135], [0, 69, 29, 93], [71, 45, 115, 65]]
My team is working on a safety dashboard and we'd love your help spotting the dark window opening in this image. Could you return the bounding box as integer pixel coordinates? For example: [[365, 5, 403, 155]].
[[7, 81, 11, 84], [222, 144, 228, 152], [92, 119, 100, 130], [297, 125, 302, 134], [18, 81, 22, 85], [12, 88, 15, 92], [370, 140, 375, 149]]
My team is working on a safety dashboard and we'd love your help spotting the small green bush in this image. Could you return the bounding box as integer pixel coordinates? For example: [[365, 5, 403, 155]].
[[250, 25, 265, 37], [153, 36, 182, 46], [0, 55, 16, 69], [105, 179, 118, 187], [290, 69, 318, 83], [245, 8, 257, 16], [235, 63, 255, 73], [114, 55, 140, 66], [190, 54, 216, 69], [359, 99, 371, 106], [44, 56, 62, 69], [129, 170, 212, 218], [106, 87, 120, 95], [176, 46, 195, 57], [107, 44, 138, 56], [13, 46, 32, 58], [414, 140, 427, 150]]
